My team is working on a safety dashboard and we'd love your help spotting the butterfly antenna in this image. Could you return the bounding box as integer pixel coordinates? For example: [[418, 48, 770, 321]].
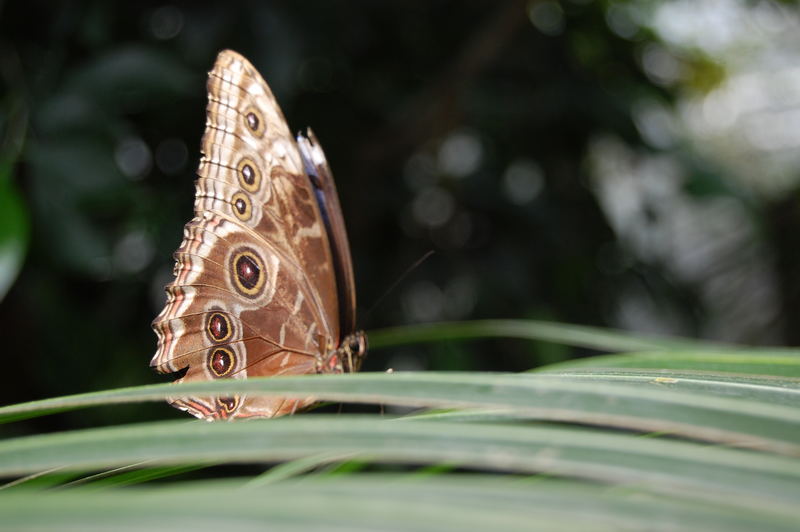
[[362, 250, 435, 327]]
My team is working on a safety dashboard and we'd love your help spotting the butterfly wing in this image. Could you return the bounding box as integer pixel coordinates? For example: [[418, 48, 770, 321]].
[[151, 50, 344, 420], [297, 129, 358, 337]]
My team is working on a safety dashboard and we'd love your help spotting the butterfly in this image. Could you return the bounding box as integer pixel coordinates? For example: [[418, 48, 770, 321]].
[[151, 50, 366, 420]]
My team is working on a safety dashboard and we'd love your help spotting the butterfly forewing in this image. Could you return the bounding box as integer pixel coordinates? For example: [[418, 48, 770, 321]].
[[151, 50, 362, 420], [297, 130, 358, 336]]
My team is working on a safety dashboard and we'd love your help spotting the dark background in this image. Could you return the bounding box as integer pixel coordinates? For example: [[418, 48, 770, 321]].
[[2, 1, 799, 430]]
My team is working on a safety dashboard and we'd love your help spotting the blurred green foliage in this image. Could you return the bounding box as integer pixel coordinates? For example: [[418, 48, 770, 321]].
[[1, 0, 799, 431]]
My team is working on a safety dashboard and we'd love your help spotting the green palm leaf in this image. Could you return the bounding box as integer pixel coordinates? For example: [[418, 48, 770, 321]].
[[0, 321, 797, 530]]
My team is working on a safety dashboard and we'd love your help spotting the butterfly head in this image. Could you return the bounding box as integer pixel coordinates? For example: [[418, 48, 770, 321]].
[[342, 331, 368, 373], [317, 331, 367, 374]]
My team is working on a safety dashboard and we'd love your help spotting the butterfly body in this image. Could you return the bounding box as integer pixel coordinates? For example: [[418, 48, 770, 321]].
[[151, 50, 365, 421]]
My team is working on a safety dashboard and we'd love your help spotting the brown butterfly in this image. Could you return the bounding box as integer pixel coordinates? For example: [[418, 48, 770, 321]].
[[151, 50, 366, 420]]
